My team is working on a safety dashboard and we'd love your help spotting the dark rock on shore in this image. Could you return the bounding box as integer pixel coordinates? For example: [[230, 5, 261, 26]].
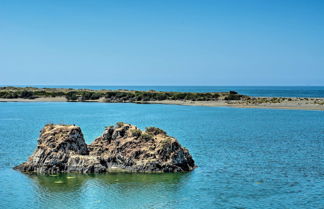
[[14, 123, 196, 174]]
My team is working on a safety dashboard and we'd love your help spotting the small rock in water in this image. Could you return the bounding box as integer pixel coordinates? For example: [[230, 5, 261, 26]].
[[14, 123, 196, 174]]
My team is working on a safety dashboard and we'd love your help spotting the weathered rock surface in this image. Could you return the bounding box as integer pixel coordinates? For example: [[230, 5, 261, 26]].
[[14, 123, 196, 174]]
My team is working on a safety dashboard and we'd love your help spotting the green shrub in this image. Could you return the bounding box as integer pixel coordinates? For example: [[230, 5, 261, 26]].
[[173, 93, 187, 100], [0, 91, 19, 98], [156, 93, 167, 100], [20, 90, 34, 99], [145, 127, 167, 135], [140, 133, 154, 141], [116, 122, 124, 127], [135, 95, 143, 101], [80, 92, 102, 101], [50, 91, 66, 97], [34, 90, 47, 97], [214, 93, 220, 98], [105, 92, 117, 98], [224, 94, 242, 100], [131, 129, 142, 137], [161, 137, 173, 145], [81, 92, 91, 101], [66, 91, 79, 101]]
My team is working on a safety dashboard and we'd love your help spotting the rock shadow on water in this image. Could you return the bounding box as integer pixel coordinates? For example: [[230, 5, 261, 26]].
[[27, 172, 191, 193]]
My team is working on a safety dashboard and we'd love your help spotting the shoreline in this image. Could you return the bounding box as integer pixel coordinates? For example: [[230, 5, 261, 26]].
[[144, 100, 324, 111], [1, 86, 323, 111], [1, 97, 323, 111]]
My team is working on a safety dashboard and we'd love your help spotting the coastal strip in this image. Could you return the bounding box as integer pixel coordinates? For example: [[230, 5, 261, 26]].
[[0, 86, 323, 111]]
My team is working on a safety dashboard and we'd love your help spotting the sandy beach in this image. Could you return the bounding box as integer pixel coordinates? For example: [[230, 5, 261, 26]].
[[1, 97, 323, 111], [143, 100, 324, 110], [0, 97, 68, 102]]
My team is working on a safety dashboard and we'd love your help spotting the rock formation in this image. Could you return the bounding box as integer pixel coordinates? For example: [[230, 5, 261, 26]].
[[14, 123, 196, 174]]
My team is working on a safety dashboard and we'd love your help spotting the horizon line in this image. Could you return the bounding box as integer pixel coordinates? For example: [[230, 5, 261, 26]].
[[1, 84, 324, 87]]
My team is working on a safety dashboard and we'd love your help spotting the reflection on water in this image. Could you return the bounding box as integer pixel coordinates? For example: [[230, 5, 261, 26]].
[[29, 172, 189, 192], [23, 172, 192, 209]]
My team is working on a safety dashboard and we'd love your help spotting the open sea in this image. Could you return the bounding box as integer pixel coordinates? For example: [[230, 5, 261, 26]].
[[0, 86, 323, 209]]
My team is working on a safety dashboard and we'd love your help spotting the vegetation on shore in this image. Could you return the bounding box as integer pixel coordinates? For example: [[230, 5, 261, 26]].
[[0, 86, 244, 102], [1, 87, 323, 107]]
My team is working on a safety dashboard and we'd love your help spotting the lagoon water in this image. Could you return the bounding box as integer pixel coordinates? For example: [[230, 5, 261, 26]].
[[0, 102, 323, 208]]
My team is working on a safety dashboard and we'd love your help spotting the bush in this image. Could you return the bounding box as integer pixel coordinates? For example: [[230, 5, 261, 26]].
[[161, 137, 173, 145], [91, 92, 102, 100], [224, 94, 242, 100], [145, 127, 167, 135], [172, 93, 187, 100], [20, 90, 34, 99], [0, 91, 18, 98], [81, 92, 91, 101], [105, 92, 117, 98], [66, 91, 79, 101], [140, 133, 154, 141], [50, 91, 65, 97], [131, 129, 142, 137], [0, 92, 6, 98], [156, 93, 167, 100], [116, 122, 124, 127], [34, 90, 47, 97], [80, 92, 102, 101], [213, 93, 220, 100]]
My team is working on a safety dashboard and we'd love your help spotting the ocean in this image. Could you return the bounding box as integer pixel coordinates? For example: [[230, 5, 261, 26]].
[[0, 86, 323, 208]]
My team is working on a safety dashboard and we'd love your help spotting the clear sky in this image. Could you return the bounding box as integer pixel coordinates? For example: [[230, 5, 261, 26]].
[[0, 0, 323, 86]]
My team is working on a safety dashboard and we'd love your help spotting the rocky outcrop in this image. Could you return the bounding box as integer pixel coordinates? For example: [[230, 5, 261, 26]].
[[14, 123, 196, 174]]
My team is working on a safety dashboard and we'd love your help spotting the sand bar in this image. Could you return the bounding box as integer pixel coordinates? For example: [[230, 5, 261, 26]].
[[1, 97, 323, 111]]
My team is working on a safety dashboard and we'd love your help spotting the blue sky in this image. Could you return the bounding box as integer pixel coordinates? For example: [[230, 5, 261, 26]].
[[0, 0, 323, 85]]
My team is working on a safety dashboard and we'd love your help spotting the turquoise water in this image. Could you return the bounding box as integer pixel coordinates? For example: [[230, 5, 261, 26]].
[[0, 102, 323, 208], [4, 85, 324, 98]]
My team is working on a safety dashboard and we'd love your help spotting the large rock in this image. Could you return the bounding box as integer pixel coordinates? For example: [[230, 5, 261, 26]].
[[14, 123, 196, 174]]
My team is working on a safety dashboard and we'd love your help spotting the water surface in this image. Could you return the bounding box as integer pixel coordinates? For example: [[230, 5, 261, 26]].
[[0, 102, 323, 208]]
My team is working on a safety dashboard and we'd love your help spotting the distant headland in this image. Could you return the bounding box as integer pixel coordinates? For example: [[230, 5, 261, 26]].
[[1, 86, 323, 110]]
